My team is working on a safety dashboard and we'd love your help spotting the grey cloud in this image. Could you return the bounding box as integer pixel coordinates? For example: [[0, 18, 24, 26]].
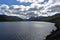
[[48, 5, 60, 12]]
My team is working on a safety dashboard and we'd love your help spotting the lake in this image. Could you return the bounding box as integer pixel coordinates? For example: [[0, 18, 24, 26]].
[[0, 21, 57, 40]]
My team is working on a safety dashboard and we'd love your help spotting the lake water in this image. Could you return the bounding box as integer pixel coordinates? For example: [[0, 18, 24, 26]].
[[0, 21, 57, 40]]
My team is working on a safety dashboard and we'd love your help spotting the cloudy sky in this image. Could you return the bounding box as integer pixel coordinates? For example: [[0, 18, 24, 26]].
[[0, 0, 60, 19]]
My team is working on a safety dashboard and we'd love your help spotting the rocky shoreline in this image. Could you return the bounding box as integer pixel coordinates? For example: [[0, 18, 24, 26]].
[[46, 23, 60, 40]]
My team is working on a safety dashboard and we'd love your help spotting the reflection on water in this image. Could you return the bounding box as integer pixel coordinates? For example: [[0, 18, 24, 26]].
[[0, 21, 57, 40]]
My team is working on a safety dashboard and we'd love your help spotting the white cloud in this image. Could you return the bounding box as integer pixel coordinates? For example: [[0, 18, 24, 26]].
[[17, 0, 44, 3], [0, 0, 60, 19]]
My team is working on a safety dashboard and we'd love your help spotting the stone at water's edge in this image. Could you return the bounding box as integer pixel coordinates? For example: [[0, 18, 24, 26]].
[[0, 21, 57, 40]]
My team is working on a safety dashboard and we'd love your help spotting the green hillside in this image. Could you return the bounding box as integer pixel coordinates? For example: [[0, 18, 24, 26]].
[[46, 14, 60, 40], [0, 15, 23, 21]]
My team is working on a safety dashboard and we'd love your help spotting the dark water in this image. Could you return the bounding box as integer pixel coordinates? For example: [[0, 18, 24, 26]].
[[0, 21, 57, 40]]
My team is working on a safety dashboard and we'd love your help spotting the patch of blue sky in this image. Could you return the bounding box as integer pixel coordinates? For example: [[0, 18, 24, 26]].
[[0, 0, 31, 6], [39, 0, 48, 4], [0, 0, 48, 6]]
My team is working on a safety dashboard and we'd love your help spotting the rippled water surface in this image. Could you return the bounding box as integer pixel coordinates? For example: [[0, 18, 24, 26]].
[[0, 21, 57, 40]]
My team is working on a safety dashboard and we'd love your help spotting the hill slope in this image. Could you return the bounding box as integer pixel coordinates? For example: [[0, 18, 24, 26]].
[[0, 15, 23, 21]]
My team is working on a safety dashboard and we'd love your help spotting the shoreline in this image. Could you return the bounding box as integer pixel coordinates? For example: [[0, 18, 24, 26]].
[[46, 23, 60, 40]]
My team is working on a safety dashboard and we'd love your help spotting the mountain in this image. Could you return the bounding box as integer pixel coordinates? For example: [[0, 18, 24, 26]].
[[26, 16, 50, 21], [27, 13, 60, 22], [0, 15, 23, 21], [0, 15, 50, 21], [0, 13, 60, 22], [49, 13, 60, 22]]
